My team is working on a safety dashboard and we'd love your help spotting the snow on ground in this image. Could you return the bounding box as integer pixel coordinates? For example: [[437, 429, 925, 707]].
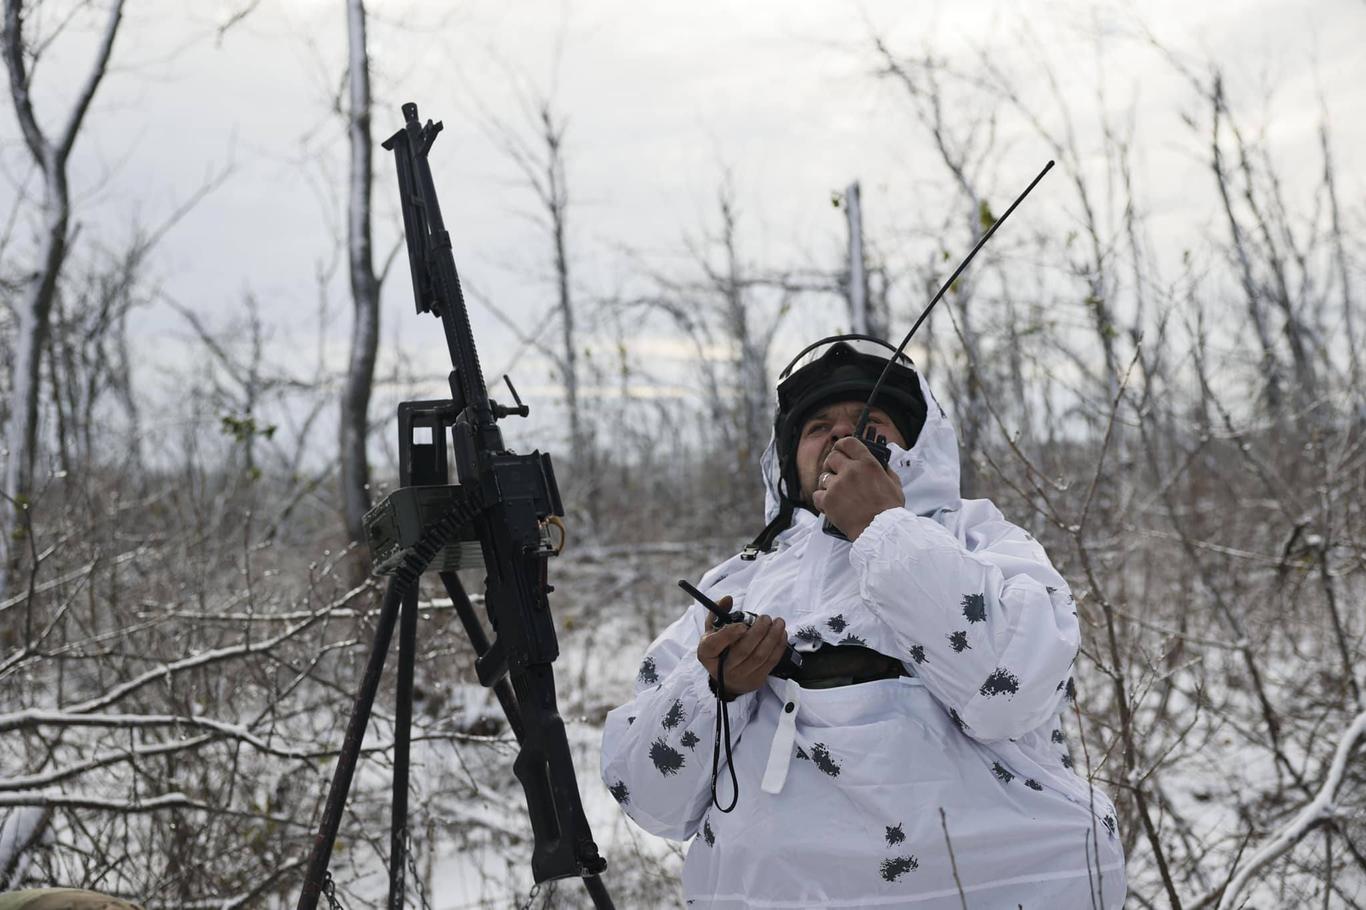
[[329, 536, 741, 908]]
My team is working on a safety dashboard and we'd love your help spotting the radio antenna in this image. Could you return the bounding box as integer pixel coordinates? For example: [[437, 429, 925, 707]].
[[855, 159, 1055, 436]]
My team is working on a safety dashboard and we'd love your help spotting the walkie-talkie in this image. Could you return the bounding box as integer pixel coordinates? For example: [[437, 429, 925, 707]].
[[677, 580, 804, 679], [822, 425, 893, 541]]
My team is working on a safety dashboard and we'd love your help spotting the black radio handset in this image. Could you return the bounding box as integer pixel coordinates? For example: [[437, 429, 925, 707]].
[[677, 580, 803, 679], [678, 578, 804, 813], [821, 159, 1056, 541], [821, 428, 892, 541]]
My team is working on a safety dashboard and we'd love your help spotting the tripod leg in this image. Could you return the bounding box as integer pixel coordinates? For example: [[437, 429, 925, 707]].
[[583, 874, 616, 909], [388, 583, 419, 909], [297, 577, 405, 910]]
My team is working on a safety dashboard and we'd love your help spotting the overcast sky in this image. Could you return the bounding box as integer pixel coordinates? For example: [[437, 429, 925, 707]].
[[3, 0, 1363, 454]]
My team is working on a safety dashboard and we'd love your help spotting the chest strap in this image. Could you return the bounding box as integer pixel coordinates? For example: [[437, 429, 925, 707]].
[[791, 644, 908, 689]]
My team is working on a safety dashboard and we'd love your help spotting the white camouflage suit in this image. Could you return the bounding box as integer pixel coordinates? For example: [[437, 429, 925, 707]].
[[601, 373, 1126, 908]]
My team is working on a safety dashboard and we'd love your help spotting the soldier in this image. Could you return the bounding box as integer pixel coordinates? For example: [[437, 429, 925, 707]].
[[602, 336, 1126, 908]]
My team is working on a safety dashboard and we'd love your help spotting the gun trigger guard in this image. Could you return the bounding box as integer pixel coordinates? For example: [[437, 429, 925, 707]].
[[543, 516, 567, 555]]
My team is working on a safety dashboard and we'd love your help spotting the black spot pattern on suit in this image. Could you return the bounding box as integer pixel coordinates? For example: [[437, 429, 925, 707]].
[[1045, 585, 1058, 595], [811, 743, 841, 777], [961, 593, 987, 623], [795, 745, 809, 761], [703, 818, 716, 846], [795, 626, 824, 645], [1102, 814, 1117, 838], [979, 667, 1021, 697], [908, 644, 927, 664], [1025, 778, 1043, 791], [681, 730, 700, 750], [947, 630, 971, 652], [1051, 728, 1065, 744], [991, 762, 1014, 784], [1061, 753, 1074, 769], [826, 614, 848, 634], [1064, 677, 1076, 701], [879, 855, 919, 881], [839, 633, 866, 646], [609, 781, 629, 805], [637, 656, 659, 685], [948, 708, 966, 733], [627, 716, 636, 726], [650, 738, 685, 776], [885, 823, 905, 845], [662, 699, 685, 730]]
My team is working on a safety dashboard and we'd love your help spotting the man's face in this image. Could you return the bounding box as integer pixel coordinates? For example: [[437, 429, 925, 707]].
[[794, 401, 907, 507]]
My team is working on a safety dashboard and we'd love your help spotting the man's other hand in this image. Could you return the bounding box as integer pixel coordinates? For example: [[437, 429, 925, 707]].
[[812, 436, 905, 539], [696, 596, 787, 699]]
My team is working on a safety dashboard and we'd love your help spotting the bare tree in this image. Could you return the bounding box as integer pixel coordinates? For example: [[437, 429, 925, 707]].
[[339, 0, 381, 549], [45, 241, 143, 478], [712, 181, 776, 475], [42, 173, 229, 481], [631, 175, 811, 501], [872, 40, 1000, 497], [0, 0, 127, 602], [1151, 46, 1333, 420], [482, 91, 589, 478], [862, 20, 1366, 909], [1320, 117, 1359, 405]]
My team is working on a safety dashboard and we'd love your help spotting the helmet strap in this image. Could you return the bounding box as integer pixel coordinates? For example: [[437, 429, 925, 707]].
[[741, 497, 796, 560]]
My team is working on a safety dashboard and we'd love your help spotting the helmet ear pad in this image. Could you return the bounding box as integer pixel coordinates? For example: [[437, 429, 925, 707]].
[[774, 358, 927, 507]]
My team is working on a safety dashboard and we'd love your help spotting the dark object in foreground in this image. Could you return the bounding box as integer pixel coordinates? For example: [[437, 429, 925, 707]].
[[0, 891, 142, 910], [297, 102, 612, 910]]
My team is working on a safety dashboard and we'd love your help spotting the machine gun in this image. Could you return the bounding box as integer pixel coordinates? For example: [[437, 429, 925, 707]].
[[297, 102, 613, 910]]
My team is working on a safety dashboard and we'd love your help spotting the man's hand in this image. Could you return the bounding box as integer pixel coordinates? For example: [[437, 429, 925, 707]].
[[696, 596, 787, 699], [811, 436, 905, 540]]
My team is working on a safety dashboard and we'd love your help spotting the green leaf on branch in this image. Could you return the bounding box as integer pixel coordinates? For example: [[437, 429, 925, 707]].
[[220, 414, 277, 443], [978, 200, 997, 232]]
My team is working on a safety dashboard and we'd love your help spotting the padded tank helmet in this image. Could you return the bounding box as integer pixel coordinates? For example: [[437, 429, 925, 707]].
[[773, 334, 927, 506]]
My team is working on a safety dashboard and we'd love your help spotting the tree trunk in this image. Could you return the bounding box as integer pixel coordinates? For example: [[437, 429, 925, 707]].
[[718, 189, 768, 476], [339, 0, 380, 547], [1, 186, 68, 597], [0, 0, 126, 602], [542, 106, 583, 472], [1209, 74, 1283, 415], [1321, 122, 1359, 404]]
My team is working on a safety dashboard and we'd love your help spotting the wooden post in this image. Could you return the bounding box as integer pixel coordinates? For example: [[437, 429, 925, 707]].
[[846, 181, 868, 335]]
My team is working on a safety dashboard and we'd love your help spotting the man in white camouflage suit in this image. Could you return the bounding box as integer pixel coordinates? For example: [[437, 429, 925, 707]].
[[602, 336, 1126, 909]]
